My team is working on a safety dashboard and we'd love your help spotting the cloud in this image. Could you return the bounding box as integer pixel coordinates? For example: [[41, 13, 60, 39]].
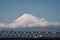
[[38, 18, 49, 26], [0, 23, 8, 27], [48, 22, 60, 26], [0, 23, 5, 27], [0, 13, 60, 28]]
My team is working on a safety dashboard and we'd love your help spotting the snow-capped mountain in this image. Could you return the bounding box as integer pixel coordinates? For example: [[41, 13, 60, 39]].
[[0, 13, 60, 28], [0, 13, 60, 31], [9, 13, 49, 28]]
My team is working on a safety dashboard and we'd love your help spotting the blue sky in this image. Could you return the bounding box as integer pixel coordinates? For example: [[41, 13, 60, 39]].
[[0, 0, 60, 23]]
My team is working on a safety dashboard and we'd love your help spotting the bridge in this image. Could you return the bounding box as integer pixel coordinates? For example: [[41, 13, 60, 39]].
[[0, 31, 60, 38]]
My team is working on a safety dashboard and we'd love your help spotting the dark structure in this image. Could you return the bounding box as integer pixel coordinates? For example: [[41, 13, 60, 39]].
[[0, 31, 60, 38]]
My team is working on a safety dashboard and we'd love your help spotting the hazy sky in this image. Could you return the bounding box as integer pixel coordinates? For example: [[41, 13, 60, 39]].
[[0, 0, 60, 23]]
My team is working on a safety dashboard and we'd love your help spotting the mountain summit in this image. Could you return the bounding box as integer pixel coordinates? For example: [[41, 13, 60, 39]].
[[14, 13, 39, 22]]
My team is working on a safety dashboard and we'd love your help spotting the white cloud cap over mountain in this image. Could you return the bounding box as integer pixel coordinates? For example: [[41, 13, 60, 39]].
[[0, 13, 60, 28]]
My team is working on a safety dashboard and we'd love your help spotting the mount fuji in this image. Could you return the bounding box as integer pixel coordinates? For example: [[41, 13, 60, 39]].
[[0, 13, 60, 31], [9, 13, 49, 28]]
